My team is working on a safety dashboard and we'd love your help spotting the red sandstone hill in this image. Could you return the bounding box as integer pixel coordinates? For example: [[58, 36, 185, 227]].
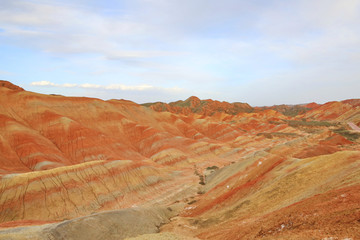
[[142, 96, 253, 116], [144, 96, 360, 126], [302, 99, 360, 124], [254, 102, 320, 117], [0, 82, 359, 240]]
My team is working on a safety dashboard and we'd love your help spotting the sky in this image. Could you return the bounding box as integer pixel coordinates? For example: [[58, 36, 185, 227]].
[[0, 0, 359, 106]]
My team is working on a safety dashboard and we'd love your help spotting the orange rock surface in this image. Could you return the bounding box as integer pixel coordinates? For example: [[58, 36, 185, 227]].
[[0, 82, 359, 239]]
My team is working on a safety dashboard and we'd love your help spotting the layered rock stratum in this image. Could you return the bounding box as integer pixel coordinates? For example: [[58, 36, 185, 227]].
[[0, 80, 359, 239]]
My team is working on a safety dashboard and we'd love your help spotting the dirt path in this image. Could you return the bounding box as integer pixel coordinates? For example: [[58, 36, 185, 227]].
[[348, 122, 360, 132]]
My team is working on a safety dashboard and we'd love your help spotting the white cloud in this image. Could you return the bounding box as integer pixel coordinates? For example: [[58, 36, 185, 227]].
[[0, 0, 176, 59], [106, 50, 184, 60], [30, 81, 191, 92], [31, 81, 79, 88], [105, 84, 153, 91], [2, 0, 360, 105], [62, 83, 77, 87], [0, 70, 13, 76], [31, 80, 56, 86], [29, 80, 187, 103], [79, 83, 101, 89], [30, 80, 182, 92]]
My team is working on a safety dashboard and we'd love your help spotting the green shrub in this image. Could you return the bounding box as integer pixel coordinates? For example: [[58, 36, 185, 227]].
[[285, 120, 337, 127], [332, 127, 360, 141], [206, 166, 219, 170]]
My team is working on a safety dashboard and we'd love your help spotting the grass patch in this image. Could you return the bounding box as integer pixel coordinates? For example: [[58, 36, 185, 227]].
[[332, 127, 360, 141], [194, 167, 206, 185], [206, 166, 219, 170], [257, 132, 299, 139], [268, 120, 284, 125], [282, 107, 311, 117], [285, 120, 337, 127]]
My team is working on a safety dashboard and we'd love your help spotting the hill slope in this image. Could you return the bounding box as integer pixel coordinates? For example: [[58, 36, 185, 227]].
[[0, 82, 359, 239]]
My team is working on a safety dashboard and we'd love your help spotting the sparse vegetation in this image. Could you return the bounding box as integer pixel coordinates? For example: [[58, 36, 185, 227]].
[[206, 166, 219, 170], [199, 175, 205, 185], [285, 120, 337, 127], [257, 132, 299, 139], [268, 120, 284, 125], [188, 200, 197, 205], [258, 105, 312, 117], [332, 127, 360, 141], [282, 107, 311, 117], [194, 166, 206, 185]]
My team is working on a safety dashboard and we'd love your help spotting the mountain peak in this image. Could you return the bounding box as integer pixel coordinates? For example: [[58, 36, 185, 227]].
[[184, 96, 201, 108], [186, 96, 200, 101], [0, 80, 25, 91]]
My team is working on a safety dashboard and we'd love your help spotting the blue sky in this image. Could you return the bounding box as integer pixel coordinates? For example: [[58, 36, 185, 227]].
[[0, 0, 359, 106]]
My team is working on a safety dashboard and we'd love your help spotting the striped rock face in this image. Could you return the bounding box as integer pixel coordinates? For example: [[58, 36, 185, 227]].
[[0, 82, 360, 239]]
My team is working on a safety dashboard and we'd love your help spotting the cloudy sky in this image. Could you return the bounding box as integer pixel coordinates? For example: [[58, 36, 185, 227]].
[[0, 0, 359, 106]]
